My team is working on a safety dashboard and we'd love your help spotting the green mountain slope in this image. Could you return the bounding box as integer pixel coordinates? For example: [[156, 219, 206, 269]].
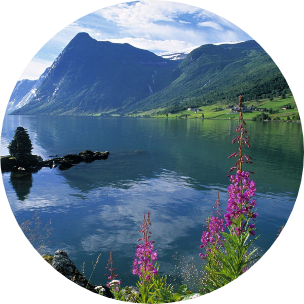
[[127, 41, 290, 114], [12, 35, 290, 116]]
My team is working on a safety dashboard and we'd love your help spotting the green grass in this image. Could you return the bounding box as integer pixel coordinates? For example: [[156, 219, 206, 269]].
[[244, 96, 295, 110], [134, 95, 299, 122]]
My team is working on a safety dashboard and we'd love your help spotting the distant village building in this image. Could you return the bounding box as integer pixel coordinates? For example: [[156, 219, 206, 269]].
[[187, 108, 201, 113], [230, 106, 252, 113], [230, 106, 242, 113]]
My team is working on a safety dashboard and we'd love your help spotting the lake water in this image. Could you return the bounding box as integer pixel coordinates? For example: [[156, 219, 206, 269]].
[[1, 115, 303, 289]]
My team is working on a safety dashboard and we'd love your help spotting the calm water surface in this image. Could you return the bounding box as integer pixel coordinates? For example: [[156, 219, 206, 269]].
[[1, 116, 303, 288]]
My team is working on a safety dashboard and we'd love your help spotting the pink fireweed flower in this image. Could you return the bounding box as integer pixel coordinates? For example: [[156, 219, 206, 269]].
[[133, 212, 158, 279], [200, 95, 258, 267], [225, 95, 258, 234], [200, 191, 225, 259], [225, 170, 257, 228]]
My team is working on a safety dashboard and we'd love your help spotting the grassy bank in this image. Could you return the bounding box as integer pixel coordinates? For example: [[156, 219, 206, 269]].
[[131, 95, 300, 122]]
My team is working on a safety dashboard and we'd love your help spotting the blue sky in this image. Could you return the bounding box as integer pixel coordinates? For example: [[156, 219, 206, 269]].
[[22, 0, 252, 80]]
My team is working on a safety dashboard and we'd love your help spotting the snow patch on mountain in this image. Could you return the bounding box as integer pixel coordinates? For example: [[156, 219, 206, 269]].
[[6, 67, 50, 114], [213, 41, 245, 45], [160, 52, 188, 61]]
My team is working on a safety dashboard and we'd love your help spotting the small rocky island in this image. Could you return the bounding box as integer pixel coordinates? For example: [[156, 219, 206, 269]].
[[1, 126, 110, 173]]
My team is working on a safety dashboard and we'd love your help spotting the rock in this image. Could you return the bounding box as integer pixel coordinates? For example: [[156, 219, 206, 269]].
[[79, 150, 95, 159], [52, 250, 83, 282], [121, 286, 140, 302], [51, 250, 114, 298], [93, 151, 110, 160], [76, 150, 95, 163], [58, 161, 74, 171], [94, 285, 115, 298], [43, 254, 53, 265], [1, 155, 43, 172], [16, 154, 42, 168], [0, 155, 17, 172], [1, 149, 109, 174], [62, 154, 83, 164]]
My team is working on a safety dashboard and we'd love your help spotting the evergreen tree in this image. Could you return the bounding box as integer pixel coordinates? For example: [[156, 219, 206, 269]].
[[8, 127, 33, 158]]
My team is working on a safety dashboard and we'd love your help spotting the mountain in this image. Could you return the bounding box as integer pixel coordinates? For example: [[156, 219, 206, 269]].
[[6, 67, 49, 114], [127, 40, 290, 114], [11, 33, 290, 116], [12, 32, 179, 115]]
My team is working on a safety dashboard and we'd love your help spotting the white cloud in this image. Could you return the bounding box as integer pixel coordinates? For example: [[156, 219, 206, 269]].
[[77, 173, 212, 254], [96, 1, 201, 29], [19, 58, 53, 80], [19, 22, 108, 80], [51, 22, 105, 45], [197, 21, 223, 31], [105, 37, 199, 54], [93, 0, 207, 43], [17, 1, 252, 80], [179, 20, 191, 24], [91, 1, 251, 50]]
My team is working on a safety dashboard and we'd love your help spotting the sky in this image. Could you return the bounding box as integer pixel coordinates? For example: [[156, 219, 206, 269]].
[[21, 0, 252, 80]]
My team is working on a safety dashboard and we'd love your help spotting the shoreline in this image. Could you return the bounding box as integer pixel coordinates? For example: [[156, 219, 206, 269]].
[[125, 116, 301, 123], [4, 113, 301, 123]]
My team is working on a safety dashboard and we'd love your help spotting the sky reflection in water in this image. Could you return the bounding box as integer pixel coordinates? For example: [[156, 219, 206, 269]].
[[1, 115, 302, 287]]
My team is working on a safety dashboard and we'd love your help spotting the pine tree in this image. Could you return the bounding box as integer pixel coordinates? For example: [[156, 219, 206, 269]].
[[8, 127, 33, 158]]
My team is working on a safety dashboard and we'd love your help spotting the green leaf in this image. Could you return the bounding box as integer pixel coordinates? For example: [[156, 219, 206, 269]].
[[172, 293, 182, 301], [177, 284, 187, 295]]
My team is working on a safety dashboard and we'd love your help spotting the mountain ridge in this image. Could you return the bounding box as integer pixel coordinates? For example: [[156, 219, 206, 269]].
[[12, 32, 179, 115], [10, 33, 290, 116]]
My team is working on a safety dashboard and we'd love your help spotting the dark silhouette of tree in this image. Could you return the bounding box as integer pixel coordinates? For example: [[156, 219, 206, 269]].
[[8, 127, 33, 158]]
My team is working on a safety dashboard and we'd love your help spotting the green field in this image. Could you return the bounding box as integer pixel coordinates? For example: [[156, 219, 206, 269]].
[[133, 95, 300, 122]]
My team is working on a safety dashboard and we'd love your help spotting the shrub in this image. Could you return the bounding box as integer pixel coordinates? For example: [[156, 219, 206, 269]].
[[8, 126, 33, 158]]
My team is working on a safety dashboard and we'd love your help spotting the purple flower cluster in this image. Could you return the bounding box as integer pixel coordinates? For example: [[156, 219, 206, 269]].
[[200, 191, 225, 259], [225, 95, 258, 236], [200, 95, 258, 259], [132, 212, 158, 281], [199, 216, 225, 259], [225, 170, 257, 235]]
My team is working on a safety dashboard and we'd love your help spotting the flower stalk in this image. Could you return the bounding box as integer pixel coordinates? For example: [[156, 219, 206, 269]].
[[226, 95, 257, 235], [200, 95, 259, 294], [105, 251, 121, 295], [133, 211, 158, 280], [133, 211, 158, 303]]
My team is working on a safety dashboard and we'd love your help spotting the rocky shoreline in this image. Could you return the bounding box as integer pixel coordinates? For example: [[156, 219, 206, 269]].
[[1, 150, 110, 173], [44, 250, 140, 301]]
